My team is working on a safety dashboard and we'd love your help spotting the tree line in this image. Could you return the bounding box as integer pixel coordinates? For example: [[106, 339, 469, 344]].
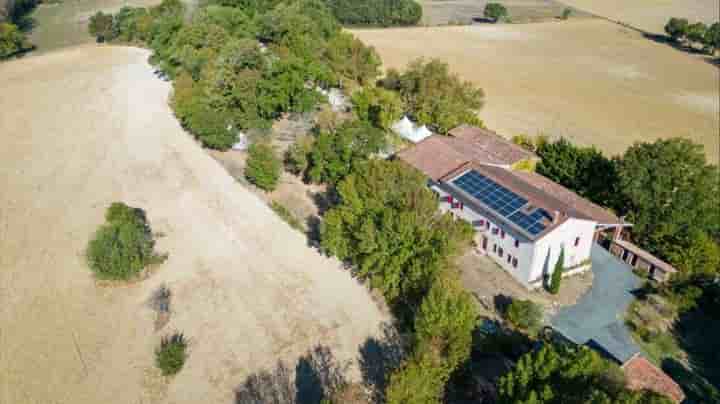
[[323, 0, 422, 27], [664, 17, 720, 56]]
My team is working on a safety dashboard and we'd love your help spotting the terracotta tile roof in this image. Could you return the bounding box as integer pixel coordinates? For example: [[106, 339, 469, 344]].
[[447, 125, 537, 165], [623, 356, 685, 403], [396, 135, 470, 181], [612, 239, 678, 274], [396, 126, 537, 181], [509, 169, 623, 225], [397, 125, 622, 234]]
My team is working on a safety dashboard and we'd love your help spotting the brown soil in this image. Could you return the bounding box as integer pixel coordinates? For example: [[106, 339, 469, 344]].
[[0, 45, 389, 404], [351, 20, 720, 162], [558, 0, 720, 35]]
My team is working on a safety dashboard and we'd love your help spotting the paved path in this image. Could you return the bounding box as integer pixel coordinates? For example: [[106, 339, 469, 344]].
[[551, 244, 642, 363]]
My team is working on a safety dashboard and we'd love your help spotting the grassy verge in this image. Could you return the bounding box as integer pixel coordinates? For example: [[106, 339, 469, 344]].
[[270, 201, 305, 233]]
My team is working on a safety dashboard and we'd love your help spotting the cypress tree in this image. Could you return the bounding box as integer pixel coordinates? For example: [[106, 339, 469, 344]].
[[549, 247, 564, 295]]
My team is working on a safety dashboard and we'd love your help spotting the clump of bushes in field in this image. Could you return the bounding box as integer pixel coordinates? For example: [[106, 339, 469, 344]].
[[484, 3, 508, 23], [86, 202, 166, 281], [665, 17, 720, 56], [155, 332, 187, 376]]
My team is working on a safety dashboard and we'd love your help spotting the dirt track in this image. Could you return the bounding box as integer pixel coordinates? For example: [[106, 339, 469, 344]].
[[0, 45, 388, 404], [352, 20, 720, 162]]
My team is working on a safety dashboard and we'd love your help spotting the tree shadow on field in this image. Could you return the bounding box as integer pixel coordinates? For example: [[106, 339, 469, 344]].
[[358, 322, 405, 402], [234, 345, 349, 404]]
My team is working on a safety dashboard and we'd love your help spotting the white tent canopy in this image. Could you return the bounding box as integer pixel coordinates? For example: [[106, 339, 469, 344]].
[[392, 116, 433, 143]]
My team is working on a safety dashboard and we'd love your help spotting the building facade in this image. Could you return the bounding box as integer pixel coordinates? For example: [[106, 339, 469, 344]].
[[397, 126, 626, 289]]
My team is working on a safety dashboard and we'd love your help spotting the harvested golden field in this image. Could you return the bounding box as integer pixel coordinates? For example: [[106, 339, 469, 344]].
[[559, 0, 720, 34], [0, 45, 389, 404], [352, 20, 720, 162]]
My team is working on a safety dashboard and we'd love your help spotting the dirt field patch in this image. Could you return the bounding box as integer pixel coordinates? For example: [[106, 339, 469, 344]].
[[352, 20, 720, 162], [0, 45, 389, 404], [419, 0, 592, 26], [558, 0, 720, 34]]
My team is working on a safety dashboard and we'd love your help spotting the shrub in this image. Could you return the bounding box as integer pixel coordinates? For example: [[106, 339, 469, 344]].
[[484, 3, 508, 23], [245, 142, 281, 191], [155, 332, 188, 376], [561, 7, 572, 20], [504, 299, 542, 331], [88, 11, 115, 42], [0, 22, 32, 58], [86, 202, 165, 281], [284, 134, 314, 176]]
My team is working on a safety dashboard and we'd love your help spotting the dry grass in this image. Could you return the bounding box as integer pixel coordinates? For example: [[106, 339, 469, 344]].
[[0, 45, 389, 404], [418, 0, 593, 26], [558, 0, 720, 34], [352, 20, 720, 162]]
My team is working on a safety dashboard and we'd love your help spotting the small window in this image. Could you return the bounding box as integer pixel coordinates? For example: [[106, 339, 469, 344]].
[[514, 239, 519, 248], [493, 244, 497, 253], [512, 258, 518, 268], [507, 254, 512, 263], [486, 221, 491, 229], [501, 229, 505, 239], [574, 237, 580, 247], [498, 248, 504, 258], [492, 227, 499, 235]]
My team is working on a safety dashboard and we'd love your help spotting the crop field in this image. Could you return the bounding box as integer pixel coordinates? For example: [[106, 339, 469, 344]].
[[26, 0, 161, 54], [352, 20, 720, 162], [419, 0, 593, 26], [0, 45, 389, 404], [558, 0, 720, 34]]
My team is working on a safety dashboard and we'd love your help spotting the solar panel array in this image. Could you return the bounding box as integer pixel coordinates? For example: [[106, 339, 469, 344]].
[[451, 170, 552, 236]]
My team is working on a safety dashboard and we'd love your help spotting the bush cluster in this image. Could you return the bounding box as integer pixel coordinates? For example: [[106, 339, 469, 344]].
[[86, 202, 165, 280], [665, 17, 720, 55], [504, 299, 542, 331], [155, 332, 188, 376]]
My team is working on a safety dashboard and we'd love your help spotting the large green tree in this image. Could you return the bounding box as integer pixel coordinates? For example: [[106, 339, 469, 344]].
[[498, 343, 673, 404], [414, 272, 478, 372], [382, 58, 484, 134], [321, 160, 474, 303], [535, 138, 622, 209], [617, 138, 719, 263], [664, 17, 689, 41], [351, 86, 404, 131], [308, 120, 386, 184]]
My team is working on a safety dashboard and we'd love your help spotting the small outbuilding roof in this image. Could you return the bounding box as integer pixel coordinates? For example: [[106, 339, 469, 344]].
[[612, 239, 678, 275], [622, 355, 685, 403]]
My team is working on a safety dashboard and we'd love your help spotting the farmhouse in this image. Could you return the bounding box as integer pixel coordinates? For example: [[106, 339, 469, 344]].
[[397, 125, 627, 289]]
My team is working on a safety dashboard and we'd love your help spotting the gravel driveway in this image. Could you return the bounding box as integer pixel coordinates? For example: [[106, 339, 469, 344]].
[[551, 244, 642, 363]]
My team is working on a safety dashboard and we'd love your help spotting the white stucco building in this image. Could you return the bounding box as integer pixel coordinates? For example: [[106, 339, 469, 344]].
[[397, 125, 626, 289]]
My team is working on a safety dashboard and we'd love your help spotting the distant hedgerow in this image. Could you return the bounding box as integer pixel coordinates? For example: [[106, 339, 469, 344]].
[[155, 332, 188, 376], [86, 202, 166, 281]]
